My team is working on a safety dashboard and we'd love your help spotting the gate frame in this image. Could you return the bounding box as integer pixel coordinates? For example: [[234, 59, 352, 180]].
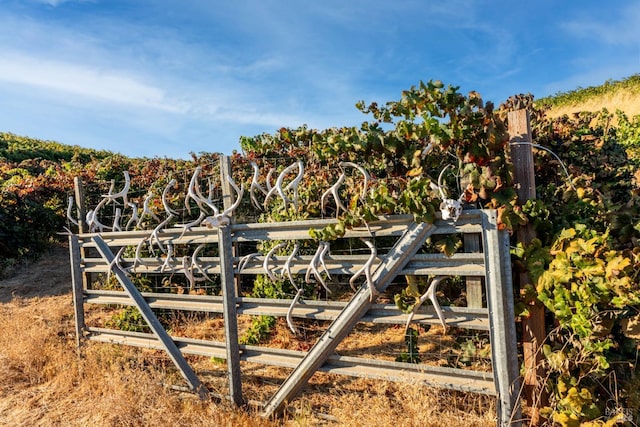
[[70, 198, 522, 425]]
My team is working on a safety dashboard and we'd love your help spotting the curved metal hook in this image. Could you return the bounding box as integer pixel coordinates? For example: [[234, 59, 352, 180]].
[[286, 288, 304, 335], [66, 196, 79, 226], [263, 242, 287, 282], [339, 161, 370, 200], [102, 171, 131, 206], [250, 162, 268, 210], [349, 239, 378, 301], [404, 275, 448, 334], [321, 172, 347, 217]]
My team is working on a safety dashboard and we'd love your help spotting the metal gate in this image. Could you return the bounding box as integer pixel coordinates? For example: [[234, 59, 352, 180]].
[[69, 209, 521, 426]]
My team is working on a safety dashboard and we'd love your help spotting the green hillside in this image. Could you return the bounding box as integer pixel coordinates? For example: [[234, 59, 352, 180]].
[[0, 132, 114, 163]]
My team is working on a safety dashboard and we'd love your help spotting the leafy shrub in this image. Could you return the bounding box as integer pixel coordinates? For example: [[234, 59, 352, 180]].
[[106, 307, 150, 333], [515, 105, 640, 424], [2, 78, 640, 423]]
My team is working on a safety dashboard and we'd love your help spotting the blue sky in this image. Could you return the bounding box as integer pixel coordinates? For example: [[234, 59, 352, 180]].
[[0, 0, 639, 159]]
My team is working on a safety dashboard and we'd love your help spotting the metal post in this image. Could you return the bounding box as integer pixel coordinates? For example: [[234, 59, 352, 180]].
[[219, 154, 234, 215], [219, 154, 242, 293], [482, 210, 522, 426], [218, 224, 243, 406], [73, 176, 87, 234], [73, 176, 90, 290], [68, 234, 86, 349]]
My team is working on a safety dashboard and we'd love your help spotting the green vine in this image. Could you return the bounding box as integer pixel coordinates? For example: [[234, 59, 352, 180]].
[[4, 76, 640, 423], [514, 104, 640, 424]]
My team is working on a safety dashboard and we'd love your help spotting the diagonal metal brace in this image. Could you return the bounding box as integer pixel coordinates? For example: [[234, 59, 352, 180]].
[[91, 235, 209, 400], [262, 222, 435, 417]]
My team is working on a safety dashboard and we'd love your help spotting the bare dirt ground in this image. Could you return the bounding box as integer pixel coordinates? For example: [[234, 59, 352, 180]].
[[0, 242, 72, 303]]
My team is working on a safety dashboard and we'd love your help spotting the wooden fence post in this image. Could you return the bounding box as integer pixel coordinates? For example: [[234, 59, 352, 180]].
[[464, 234, 483, 308], [508, 109, 547, 424]]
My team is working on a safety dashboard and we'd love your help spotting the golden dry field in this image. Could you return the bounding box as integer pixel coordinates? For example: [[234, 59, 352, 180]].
[[0, 242, 497, 426], [545, 90, 640, 119], [542, 75, 640, 119]]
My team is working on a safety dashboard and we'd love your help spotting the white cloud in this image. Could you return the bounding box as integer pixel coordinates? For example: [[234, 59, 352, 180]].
[[29, 0, 92, 6], [0, 0, 520, 158], [215, 108, 308, 128], [31, 0, 67, 5], [0, 53, 187, 113], [563, 3, 640, 46]]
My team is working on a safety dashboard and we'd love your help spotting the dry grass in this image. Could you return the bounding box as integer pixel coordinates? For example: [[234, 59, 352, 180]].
[[0, 244, 498, 426], [544, 89, 640, 119], [0, 295, 281, 426]]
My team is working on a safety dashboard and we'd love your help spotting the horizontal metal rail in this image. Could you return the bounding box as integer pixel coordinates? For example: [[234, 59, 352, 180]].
[[82, 252, 486, 277], [77, 211, 485, 248], [77, 215, 411, 247], [74, 209, 514, 415], [232, 215, 412, 241], [87, 327, 496, 395], [84, 290, 490, 330]]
